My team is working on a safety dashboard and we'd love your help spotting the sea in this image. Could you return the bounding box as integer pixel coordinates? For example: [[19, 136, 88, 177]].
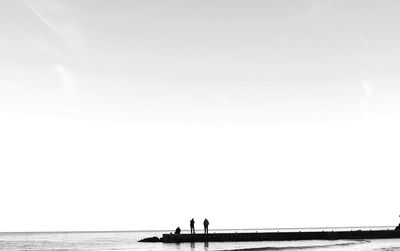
[[1, 227, 400, 251]]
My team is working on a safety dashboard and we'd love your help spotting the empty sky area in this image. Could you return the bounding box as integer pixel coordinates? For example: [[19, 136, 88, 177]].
[[1, 0, 400, 231]]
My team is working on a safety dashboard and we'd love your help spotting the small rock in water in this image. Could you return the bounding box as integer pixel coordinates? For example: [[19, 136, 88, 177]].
[[139, 236, 160, 242]]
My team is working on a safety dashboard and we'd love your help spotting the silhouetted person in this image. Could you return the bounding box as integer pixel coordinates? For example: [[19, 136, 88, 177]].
[[203, 218, 209, 234], [397, 216, 400, 231], [175, 226, 181, 234], [190, 218, 195, 234]]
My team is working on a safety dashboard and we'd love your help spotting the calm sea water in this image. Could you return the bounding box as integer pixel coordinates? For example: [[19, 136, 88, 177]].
[[1, 228, 400, 251]]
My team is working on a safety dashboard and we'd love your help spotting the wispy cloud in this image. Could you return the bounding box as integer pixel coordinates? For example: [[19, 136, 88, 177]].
[[357, 32, 369, 48], [360, 80, 372, 116], [54, 63, 81, 114], [23, 0, 83, 112], [54, 64, 78, 99], [357, 32, 371, 116], [23, 0, 84, 51], [23, 0, 59, 34]]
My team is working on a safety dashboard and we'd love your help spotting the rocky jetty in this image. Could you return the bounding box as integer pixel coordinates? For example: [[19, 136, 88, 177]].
[[139, 229, 400, 243]]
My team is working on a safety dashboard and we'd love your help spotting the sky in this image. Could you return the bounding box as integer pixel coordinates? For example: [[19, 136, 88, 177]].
[[1, 0, 400, 232]]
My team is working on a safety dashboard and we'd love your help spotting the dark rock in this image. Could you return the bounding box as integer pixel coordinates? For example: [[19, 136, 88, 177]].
[[139, 236, 160, 242]]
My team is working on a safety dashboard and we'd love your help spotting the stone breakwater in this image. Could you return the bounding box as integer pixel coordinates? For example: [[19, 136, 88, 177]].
[[139, 229, 400, 243]]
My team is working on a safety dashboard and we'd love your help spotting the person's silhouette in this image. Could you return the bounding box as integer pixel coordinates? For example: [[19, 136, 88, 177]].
[[175, 226, 181, 234], [190, 218, 195, 234], [203, 218, 209, 234]]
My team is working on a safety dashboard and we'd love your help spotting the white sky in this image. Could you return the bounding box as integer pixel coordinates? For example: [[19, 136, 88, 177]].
[[1, 0, 400, 232]]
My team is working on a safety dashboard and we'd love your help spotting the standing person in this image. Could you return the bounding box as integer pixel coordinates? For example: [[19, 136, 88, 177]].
[[203, 218, 209, 234], [190, 218, 195, 234]]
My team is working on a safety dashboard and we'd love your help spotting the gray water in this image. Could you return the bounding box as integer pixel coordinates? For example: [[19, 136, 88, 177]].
[[1, 228, 400, 251]]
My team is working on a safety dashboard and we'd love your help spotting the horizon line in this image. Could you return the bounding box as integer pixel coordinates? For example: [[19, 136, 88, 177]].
[[0, 225, 396, 234]]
